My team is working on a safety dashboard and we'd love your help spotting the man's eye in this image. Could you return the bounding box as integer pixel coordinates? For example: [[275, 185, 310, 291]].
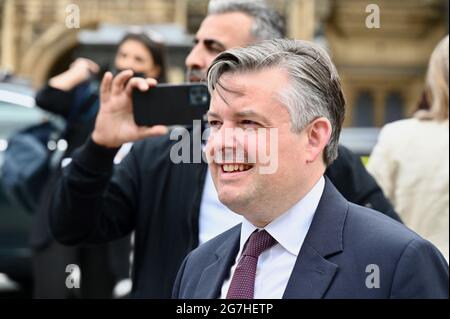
[[207, 45, 223, 54], [208, 120, 222, 128], [241, 120, 259, 127], [211, 47, 223, 53]]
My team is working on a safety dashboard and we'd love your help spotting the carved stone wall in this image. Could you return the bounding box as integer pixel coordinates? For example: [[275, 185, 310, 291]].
[[0, 0, 447, 126]]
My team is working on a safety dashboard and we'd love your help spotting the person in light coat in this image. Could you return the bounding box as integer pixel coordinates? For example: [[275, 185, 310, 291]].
[[368, 35, 449, 261]]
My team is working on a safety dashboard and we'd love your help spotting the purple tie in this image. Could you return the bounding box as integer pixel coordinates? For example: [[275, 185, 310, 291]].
[[226, 229, 276, 299]]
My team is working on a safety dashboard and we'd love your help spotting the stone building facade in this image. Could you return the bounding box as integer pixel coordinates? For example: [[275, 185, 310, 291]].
[[0, 0, 448, 126]]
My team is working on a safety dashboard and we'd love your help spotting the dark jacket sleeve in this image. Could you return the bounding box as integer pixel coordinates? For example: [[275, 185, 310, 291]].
[[390, 238, 449, 298], [325, 145, 402, 223], [172, 253, 189, 299], [49, 137, 139, 245], [35, 84, 75, 118]]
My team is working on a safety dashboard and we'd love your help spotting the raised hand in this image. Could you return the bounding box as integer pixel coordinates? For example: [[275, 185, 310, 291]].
[[49, 58, 100, 91], [92, 70, 168, 148]]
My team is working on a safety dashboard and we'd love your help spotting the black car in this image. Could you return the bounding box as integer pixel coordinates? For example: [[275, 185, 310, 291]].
[[0, 80, 45, 295]]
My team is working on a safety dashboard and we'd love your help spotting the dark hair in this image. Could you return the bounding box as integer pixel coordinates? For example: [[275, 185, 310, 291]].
[[117, 32, 167, 82], [208, 0, 285, 40]]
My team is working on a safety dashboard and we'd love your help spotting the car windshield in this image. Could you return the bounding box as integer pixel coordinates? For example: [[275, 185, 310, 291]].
[[0, 81, 45, 138]]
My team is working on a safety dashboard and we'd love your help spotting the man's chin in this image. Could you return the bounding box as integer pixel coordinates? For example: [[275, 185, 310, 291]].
[[217, 191, 249, 215]]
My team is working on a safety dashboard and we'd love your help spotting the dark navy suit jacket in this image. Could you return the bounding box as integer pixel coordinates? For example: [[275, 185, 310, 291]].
[[173, 178, 449, 299]]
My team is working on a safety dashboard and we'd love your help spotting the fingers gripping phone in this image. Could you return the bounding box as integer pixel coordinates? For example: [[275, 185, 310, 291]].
[[132, 83, 210, 126]]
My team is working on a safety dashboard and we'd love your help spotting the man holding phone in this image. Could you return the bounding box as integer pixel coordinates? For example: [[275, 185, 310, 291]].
[[49, 0, 400, 298]]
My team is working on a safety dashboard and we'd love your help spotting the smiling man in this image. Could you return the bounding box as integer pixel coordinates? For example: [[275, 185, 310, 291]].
[[172, 39, 449, 299], [49, 0, 403, 298], [205, 68, 301, 219]]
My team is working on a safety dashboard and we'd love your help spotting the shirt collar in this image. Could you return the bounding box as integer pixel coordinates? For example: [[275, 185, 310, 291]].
[[239, 176, 325, 257]]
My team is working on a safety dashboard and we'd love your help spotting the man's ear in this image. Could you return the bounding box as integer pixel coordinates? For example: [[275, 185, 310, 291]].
[[304, 117, 332, 163]]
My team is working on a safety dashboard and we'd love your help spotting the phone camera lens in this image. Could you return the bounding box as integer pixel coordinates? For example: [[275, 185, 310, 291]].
[[189, 86, 209, 106]]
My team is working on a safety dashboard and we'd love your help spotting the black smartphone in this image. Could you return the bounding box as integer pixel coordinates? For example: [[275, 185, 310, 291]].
[[132, 83, 210, 126]]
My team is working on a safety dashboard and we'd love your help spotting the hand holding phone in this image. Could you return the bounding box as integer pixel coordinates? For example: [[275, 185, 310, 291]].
[[92, 70, 168, 148]]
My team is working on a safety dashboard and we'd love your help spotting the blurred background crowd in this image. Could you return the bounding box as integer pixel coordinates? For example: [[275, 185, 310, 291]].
[[0, 0, 448, 298]]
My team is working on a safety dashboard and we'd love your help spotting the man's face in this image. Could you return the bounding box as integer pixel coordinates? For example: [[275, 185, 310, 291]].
[[186, 12, 255, 82], [205, 68, 313, 224]]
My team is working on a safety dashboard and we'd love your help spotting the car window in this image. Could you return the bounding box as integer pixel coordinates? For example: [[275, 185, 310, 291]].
[[0, 102, 44, 138]]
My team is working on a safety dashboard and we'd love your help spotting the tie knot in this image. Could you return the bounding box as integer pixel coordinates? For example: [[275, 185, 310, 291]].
[[242, 230, 276, 258]]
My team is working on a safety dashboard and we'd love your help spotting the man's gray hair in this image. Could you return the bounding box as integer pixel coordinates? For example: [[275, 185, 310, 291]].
[[207, 39, 346, 165], [208, 0, 285, 40]]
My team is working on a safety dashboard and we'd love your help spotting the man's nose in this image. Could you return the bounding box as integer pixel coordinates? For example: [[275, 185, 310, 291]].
[[208, 125, 236, 151], [212, 124, 237, 148], [208, 125, 244, 163], [185, 45, 206, 70]]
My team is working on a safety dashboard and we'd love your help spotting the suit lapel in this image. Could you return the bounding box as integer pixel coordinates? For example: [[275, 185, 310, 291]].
[[283, 243, 338, 298], [193, 178, 348, 299], [194, 226, 241, 298], [283, 177, 348, 299]]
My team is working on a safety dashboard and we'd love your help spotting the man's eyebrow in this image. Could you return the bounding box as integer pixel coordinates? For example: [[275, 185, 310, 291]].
[[234, 110, 271, 124], [207, 109, 272, 125], [206, 111, 221, 118], [203, 39, 226, 51]]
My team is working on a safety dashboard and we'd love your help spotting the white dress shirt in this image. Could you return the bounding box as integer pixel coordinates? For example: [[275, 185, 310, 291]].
[[220, 176, 325, 299]]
